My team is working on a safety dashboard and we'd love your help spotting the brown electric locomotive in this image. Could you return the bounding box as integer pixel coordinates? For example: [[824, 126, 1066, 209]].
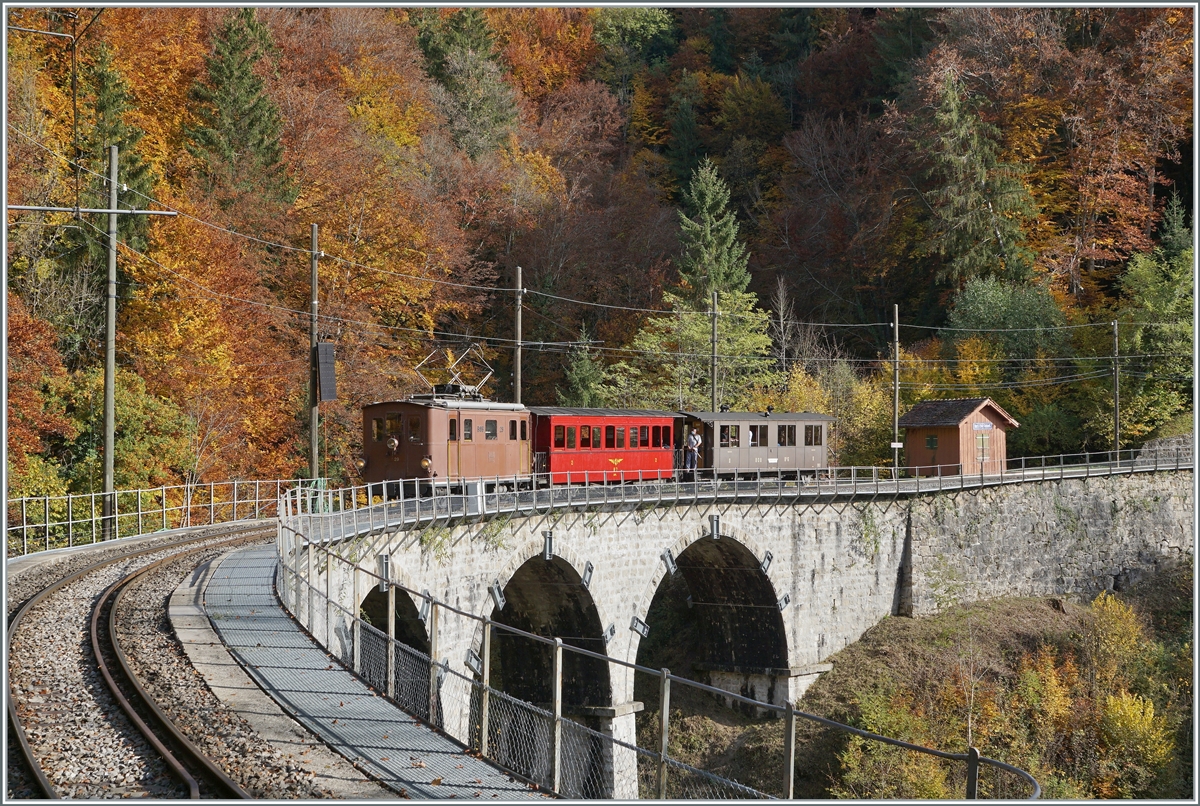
[[362, 384, 531, 494]]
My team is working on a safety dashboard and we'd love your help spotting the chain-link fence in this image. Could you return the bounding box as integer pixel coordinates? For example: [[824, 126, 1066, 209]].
[[276, 528, 1043, 800]]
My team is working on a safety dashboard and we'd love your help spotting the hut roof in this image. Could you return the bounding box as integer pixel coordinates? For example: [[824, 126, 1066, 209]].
[[898, 398, 1019, 429]]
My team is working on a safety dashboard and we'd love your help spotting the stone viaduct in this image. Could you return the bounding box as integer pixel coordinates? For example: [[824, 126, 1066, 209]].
[[280, 467, 1191, 797]]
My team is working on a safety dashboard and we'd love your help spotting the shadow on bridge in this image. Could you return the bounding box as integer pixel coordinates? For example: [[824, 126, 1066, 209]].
[[637, 535, 789, 714]]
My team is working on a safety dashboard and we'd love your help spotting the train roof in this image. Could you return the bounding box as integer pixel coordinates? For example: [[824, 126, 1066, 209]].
[[526, 407, 678, 418], [681, 410, 836, 422], [364, 397, 525, 412]]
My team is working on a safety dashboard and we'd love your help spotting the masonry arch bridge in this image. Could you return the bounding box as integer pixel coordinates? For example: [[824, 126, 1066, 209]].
[[282, 467, 1192, 798]]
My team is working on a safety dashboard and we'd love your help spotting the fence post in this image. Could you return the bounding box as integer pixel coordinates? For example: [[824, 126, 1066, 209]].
[[90, 494, 96, 545], [44, 496, 50, 551], [293, 533, 303, 613], [965, 746, 979, 799], [114, 492, 120, 539], [161, 486, 167, 531], [480, 618, 492, 757], [387, 584, 396, 699], [783, 699, 796, 799], [353, 565, 361, 674], [657, 668, 671, 799], [209, 482, 215, 525], [325, 549, 333, 648], [428, 599, 440, 725], [552, 638, 563, 794], [233, 481, 239, 521], [307, 538, 316, 631], [137, 490, 143, 536], [68, 494, 74, 547]]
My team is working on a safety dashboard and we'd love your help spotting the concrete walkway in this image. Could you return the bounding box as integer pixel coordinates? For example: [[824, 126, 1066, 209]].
[[203, 545, 546, 800]]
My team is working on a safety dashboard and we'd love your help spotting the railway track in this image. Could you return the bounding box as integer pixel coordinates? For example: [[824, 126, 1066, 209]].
[[6, 524, 340, 799]]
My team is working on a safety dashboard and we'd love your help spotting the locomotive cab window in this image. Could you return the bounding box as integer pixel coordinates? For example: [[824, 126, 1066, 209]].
[[408, 417, 421, 443], [372, 418, 385, 442], [509, 420, 517, 440], [778, 424, 796, 447], [485, 420, 498, 440], [804, 425, 823, 446], [449, 418, 457, 441], [386, 413, 402, 437], [567, 426, 577, 449], [521, 420, 528, 441], [463, 418, 473, 440], [580, 425, 591, 448], [554, 425, 566, 448]]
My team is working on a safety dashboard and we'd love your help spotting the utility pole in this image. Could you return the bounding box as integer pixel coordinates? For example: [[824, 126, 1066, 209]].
[[102, 145, 118, 540], [515, 265, 522, 404], [711, 291, 719, 413], [1112, 320, 1120, 458], [310, 224, 319, 483], [892, 304, 901, 474]]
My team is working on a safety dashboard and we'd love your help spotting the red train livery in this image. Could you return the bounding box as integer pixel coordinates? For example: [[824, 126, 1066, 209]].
[[528, 407, 675, 484]]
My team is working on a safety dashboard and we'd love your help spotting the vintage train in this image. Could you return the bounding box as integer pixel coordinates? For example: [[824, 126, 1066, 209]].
[[362, 385, 834, 493]]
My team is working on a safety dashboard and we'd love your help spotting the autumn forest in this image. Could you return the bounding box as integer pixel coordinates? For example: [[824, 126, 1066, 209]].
[[7, 7, 1194, 497]]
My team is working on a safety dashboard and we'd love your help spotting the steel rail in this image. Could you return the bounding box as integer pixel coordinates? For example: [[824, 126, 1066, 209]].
[[94, 532, 261, 798], [6, 523, 265, 798]]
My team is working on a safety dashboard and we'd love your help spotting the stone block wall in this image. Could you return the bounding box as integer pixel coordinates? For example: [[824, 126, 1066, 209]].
[[906, 473, 1193, 616]]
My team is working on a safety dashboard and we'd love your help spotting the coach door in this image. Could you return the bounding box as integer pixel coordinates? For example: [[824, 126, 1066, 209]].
[[803, 422, 826, 468]]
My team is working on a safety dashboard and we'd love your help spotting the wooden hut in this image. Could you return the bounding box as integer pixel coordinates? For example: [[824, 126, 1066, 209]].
[[898, 398, 1019, 476]]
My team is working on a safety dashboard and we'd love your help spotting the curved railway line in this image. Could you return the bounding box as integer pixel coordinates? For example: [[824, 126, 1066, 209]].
[[6, 524, 343, 799]]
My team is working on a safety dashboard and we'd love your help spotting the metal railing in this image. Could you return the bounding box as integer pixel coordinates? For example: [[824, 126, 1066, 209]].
[[276, 522, 1042, 800], [275, 445, 1191, 545], [5, 479, 325, 558]]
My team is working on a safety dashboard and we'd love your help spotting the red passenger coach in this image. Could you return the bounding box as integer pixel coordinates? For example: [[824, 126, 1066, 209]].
[[528, 408, 678, 483]]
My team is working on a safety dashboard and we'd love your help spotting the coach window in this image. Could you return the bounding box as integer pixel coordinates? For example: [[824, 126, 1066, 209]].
[[449, 418, 458, 441], [651, 426, 661, 447], [521, 420, 528, 441], [485, 420, 498, 440], [554, 425, 566, 448], [592, 426, 602, 448], [616, 427, 626, 448], [749, 424, 767, 447], [804, 425, 823, 446], [778, 424, 796, 447], [605, 425, 615, 449], [639, 426, 649, 447], [509, 419, 517, 440], [567, 426, 577, 449], [372, 418, 385, 442], [463, 418, 473, 441], [629, 426, 639, 448], [662, 425, 671, 447], [719, 424, 740, 448], [408, 417, 421, 443], [580, 425, 591, 448]]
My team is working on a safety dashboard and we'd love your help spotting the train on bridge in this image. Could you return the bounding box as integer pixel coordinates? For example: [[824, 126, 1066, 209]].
[[361, 385, 835, 493]]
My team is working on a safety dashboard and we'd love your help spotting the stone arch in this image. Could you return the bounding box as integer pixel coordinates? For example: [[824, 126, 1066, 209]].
[[632, 521, 790, 709], [481, 546, 614, 798]]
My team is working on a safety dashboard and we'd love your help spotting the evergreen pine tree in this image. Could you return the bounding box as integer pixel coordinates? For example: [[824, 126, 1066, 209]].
[[609, 160, 775, 410], [431, 47, 517, 159], [922, 69, 1036, 283], [186, 8, 292, 208], [666, 72, 704, 190], [56, 44, 158, 368], [556, 331, 610, 407], [412, 8, 495, 84], [676, 157, 752, 303]]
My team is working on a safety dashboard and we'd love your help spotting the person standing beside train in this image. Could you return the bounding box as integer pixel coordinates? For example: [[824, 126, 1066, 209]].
[[685, 427, 702, 471]]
